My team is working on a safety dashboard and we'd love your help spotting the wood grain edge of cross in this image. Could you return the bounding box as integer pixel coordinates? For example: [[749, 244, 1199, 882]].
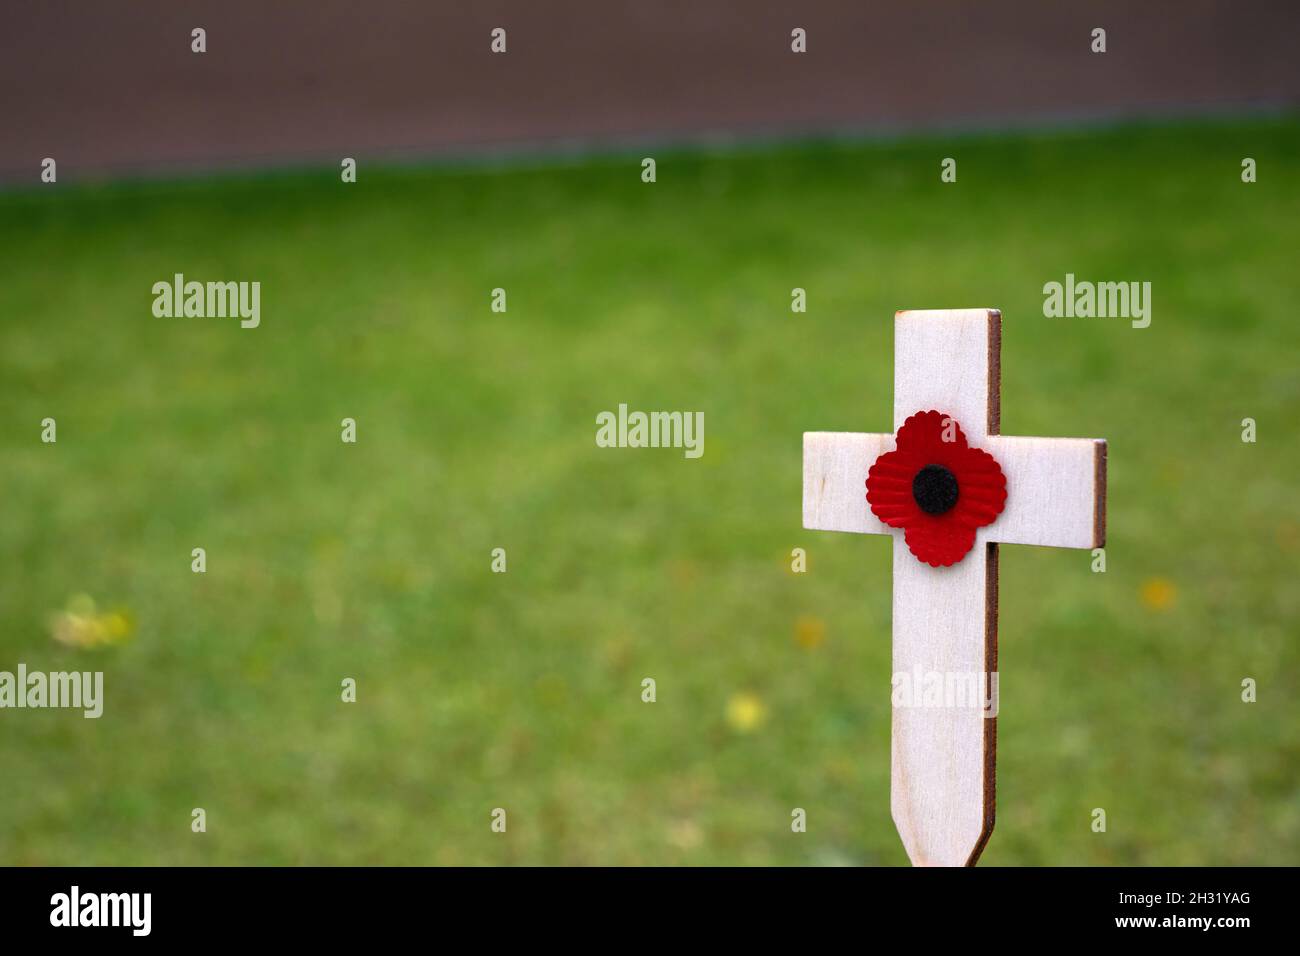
[[934, 306, 1001, 869], [969, 307, 1001, 869], [799, 307, 1108, 867]]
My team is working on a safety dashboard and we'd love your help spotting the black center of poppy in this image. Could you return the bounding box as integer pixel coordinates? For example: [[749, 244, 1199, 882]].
[[912, 464, 959, 515]]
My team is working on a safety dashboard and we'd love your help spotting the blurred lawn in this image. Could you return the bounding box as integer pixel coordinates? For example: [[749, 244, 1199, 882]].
[[1, 119, 1297, 865]]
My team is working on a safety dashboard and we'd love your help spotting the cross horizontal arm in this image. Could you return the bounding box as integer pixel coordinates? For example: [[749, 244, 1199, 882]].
[[983, 435, 1106, 549], [802, 431, 896, 534]]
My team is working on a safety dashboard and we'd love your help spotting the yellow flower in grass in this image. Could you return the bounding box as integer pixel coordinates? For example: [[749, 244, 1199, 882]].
[[49, 594, 134, 649], [794, 614, 825, 650], [666, 819, 703, 850], [1140, 577, 1176, 611], [726, 691, 767, 732]]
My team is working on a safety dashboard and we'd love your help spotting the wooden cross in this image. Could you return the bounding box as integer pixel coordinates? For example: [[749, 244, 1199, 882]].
[[802, 309, 1106, 866]]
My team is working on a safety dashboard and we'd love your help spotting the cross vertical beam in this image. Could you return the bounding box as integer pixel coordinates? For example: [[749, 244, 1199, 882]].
[[889, 309, 1000, 867]]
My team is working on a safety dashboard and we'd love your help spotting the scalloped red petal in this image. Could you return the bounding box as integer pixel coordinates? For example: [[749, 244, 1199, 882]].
[[865, 410, 1007, 567]]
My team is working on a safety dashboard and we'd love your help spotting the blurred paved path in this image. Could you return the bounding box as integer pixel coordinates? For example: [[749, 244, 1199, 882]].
[[1, 0, 1296, 181]]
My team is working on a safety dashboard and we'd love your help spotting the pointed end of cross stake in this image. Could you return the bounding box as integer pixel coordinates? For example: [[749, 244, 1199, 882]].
[[890, 655, 998, 866], [890, 538, 998, 869], [892, 798, 995, 867]]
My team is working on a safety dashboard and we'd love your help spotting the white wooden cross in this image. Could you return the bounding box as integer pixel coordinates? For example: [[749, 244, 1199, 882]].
[[802, 309, 1106, 866]]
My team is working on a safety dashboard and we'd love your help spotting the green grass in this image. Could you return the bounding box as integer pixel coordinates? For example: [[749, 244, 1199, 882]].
[[1, 118, 1297, 865]]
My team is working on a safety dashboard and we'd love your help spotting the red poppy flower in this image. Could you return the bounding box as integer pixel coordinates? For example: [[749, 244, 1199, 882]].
[[865, 410, 1007, 567]]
